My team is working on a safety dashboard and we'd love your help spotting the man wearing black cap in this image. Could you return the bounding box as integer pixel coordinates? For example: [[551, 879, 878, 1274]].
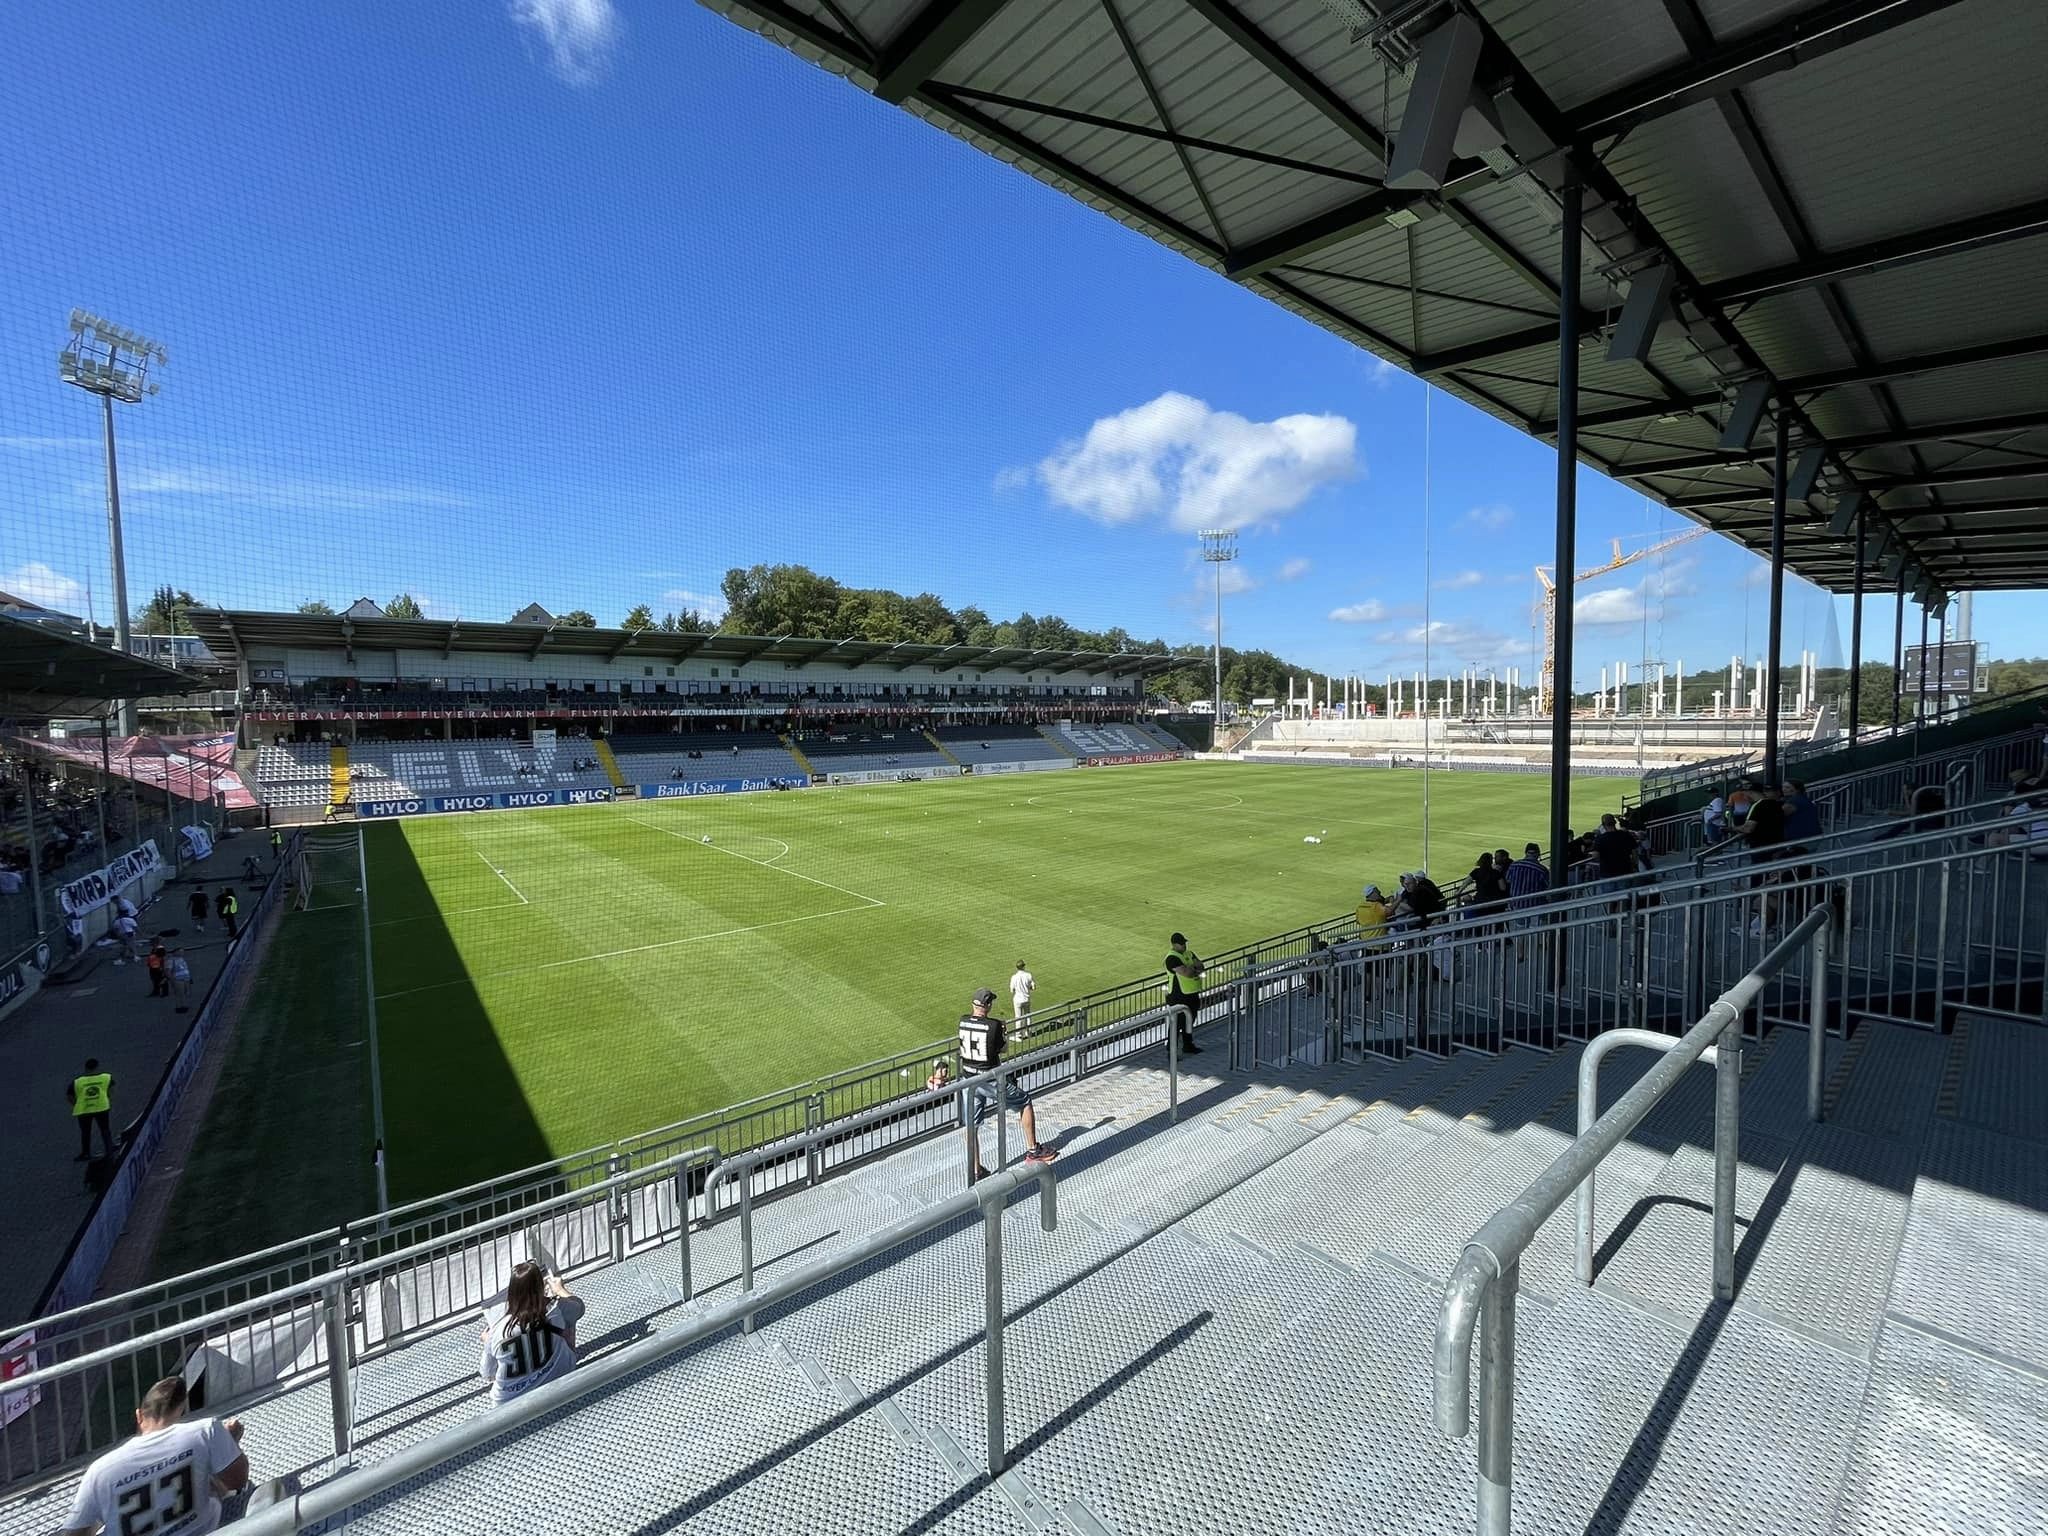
[[1164, 934, 1204, 1054], [957, 987, 1056, 1181]]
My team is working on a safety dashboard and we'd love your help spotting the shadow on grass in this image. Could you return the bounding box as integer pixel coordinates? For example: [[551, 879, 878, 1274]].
[[365, 822, 554, 1201]]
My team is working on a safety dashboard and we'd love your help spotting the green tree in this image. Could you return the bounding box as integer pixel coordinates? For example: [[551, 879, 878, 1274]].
[[135, 586, 201, 635], [558, 609, 597, 628], [296, 598, 336, 616], [659, 610, 714, 634], [621, 604, 656, 631], [385, 593, 425, 620]]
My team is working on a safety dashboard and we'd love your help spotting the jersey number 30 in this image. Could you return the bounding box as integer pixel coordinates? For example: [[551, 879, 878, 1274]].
[[116, 1465, 196, 1535]]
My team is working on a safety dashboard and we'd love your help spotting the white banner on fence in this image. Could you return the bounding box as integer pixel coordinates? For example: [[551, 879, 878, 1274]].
[[1, 1331, 37, 1428], [966, 758, 1075, 776], [825, 766, 965, 786], [57, 840, 163, 917]]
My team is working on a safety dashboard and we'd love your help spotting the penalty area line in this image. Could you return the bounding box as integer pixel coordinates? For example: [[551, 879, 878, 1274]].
[[476, 848, 529, 904], [370, 902, 879, 1000], [626, 814, 884, 908]]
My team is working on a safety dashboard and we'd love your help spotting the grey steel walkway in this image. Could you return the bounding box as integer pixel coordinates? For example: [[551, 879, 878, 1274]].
[[6, 1008, 2044, 1534]]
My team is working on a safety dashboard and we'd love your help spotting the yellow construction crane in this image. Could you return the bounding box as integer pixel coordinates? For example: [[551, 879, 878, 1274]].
[[1534, 528, 1706, 713]]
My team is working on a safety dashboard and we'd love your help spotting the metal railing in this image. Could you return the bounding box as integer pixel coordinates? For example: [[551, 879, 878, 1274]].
[[0, 1146, 715, 1490], [236, 1161, 1058, 1533], [1431, 907, 1832, 1536]]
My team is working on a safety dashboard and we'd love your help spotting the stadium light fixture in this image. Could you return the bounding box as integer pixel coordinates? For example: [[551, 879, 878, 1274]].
[[1199, 529, 1239, 727], [60, 308, 166, 736]]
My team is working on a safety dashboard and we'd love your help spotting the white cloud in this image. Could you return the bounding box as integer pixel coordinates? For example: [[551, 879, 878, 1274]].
[[1374, 619, 1527, 667], [0, 435, 95, 453], [663, 587, 728, 619], [123, 463, 468, 513], [1574, 588, 1646, 626], [1433, 569, 1485, 591], [1462, 503, 1514, 532], [1741, 564, 1773, 588], [1329, 599, 1389, 623], [1, 561, 88, 614], [992, 465, 1032, 494], [1214, 565, 1257, 596], [1279, 557, 1312, 582], [1364, 355, 1399, 390], [508, 0, 622, 85], [1036, 392, 1357, 533]]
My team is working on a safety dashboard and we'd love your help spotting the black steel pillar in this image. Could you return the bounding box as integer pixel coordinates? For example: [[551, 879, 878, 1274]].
[[1762, 415, 1789, 785], [1548, 177, 1582, 877], [1934, 600, 1947, 722], [1916, 604, 1931, 735], [1848, 517, 1866, 744], [1891, 570, 1906, 732]]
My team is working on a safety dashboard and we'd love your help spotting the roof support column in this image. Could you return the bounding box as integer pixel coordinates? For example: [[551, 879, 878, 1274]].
[[1934, 601, 1947, 722], [1848, 517, 1866, 746], [1891, 570, 1906, 735], [1548, 177, 1582, 879], [1763, 414, 1789, 787], [1915, 604, 1931, 740]]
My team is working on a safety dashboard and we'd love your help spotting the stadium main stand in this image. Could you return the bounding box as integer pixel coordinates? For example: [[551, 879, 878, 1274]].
[[930, 724, 1071, 764], [608, 731, 807, 783], [343, 741, 615, 800], [795, 729, 957, 777], [1045, 721, 1184, 759]]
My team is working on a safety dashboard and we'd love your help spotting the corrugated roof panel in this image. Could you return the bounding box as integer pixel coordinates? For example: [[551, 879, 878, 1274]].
[[1914, 433, 2048, 476], [968, 97, 1216, 236], [1878, 355, 2048, 427], [1244, 0, 1403, 150], [1805, 388, 1894, 444], [1278, 268, 1419, 353], [1477, 0, 1691, 115], [1288, 222, 1414, 288], [1602, 108, 1800, 285], [953, 3, 1151, 116], [1692, 0, 1806, 36], [838, 0, 920, 45], [1733, 289, 1861, 381], [1832, 242, 2048, 360], [1742, 2, 2048, 250]]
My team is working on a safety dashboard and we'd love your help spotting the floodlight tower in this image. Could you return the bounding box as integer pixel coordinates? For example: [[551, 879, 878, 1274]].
[[61, 310, 165, 736], [1198, 528, 1238, 726]]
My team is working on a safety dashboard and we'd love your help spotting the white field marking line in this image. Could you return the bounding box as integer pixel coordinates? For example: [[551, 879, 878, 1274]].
[[759, 836, 791, 865], [626, 814, 884, 908], [475, 847, 529, 904], [371, 903, 877, 1000]]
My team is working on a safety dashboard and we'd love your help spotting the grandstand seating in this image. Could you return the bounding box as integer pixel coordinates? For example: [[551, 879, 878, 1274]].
[[14, 976, 2038, 1534], [1047, 720, 1184, 758], [930, 725, 1069, 764], [248, 741, 335, 808], [795, 730, 955, 776], [608, 731, 807, 782], [344, 741, 615, 799]]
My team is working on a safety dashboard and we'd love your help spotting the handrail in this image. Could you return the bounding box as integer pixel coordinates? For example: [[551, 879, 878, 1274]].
[[1431, 906, 1831, 1536], [238, 1161, 1058, 1533], [3, 1144, 718, 1401], [1689, 783, 2044, 874]]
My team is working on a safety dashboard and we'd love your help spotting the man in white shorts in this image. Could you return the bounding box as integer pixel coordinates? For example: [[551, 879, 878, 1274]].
[[61, 1375, 249, 1535], [1009, 960, 1034, 1028]]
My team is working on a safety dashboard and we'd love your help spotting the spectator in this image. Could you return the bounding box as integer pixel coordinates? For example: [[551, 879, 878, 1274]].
[[1356, 884, 1391, 940], [1781, 780, 1822, 843], [68, 1058, 116, 1161], [1737, 783, 1787, 861], [1467, 852, 1507, 915], [270, 826, 284, 863], [1492, 848, 1513, 886], [169, 948, 193, 1008], [147, 942, 169, 998], [480, 1261, 585, 1405], [1164, 934, 1204, 1055], [58, 1374, 249, 1536], [1591, 814, 1638, 884], [1506, 843, 1550, 911], [1394, 870, 1446, 929], [955, 987, 1057, 1180], [187, 885, 209, 933], [111, 906, 141, 965], [0, 862, 20, 896], [925, 1058, 952, 1093], [1009, 960, 1034, 1029], [1878, 782, 1945, 841], [215, 885, 239, 942]]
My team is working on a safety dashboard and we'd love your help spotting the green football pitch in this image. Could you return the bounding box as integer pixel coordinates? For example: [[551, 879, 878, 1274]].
[[152, 762, 1627, 1271]]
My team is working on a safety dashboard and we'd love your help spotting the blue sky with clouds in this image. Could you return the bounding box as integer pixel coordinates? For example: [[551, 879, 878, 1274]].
[[1, 1, 2033, 684]]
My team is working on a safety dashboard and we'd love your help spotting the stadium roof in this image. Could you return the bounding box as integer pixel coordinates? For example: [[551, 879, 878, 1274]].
[[184, 609, 1185, 678], [0, 610, 201, 718], [701, 0, 2048, 596]]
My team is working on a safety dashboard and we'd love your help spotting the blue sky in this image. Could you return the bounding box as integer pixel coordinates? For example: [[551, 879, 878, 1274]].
[[0, 0, 2030, 684]]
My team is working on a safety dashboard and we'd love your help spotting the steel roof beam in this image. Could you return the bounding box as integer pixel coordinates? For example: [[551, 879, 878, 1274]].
[[1181, 0, 1390, 166], [1702, 196, 2048, 307], [1568, 0, 1972, 141], [1224, 168, 1493, 280], [1626, 410, 2048, 477], [874, 0, 1011, 104], [1543, 332, 2048, 436]]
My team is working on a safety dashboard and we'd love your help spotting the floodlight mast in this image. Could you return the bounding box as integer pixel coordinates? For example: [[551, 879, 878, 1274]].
[[60, 310, 165, 737], [1198, 529, 1238, 729]]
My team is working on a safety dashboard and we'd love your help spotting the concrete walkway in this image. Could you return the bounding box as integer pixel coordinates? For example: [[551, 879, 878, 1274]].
[[0, 862, 270, 1326]]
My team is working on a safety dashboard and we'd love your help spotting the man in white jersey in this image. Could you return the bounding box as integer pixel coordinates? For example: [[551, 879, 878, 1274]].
[[1009, 961, 1034, 1027], [62, 1375, 249, 1535]]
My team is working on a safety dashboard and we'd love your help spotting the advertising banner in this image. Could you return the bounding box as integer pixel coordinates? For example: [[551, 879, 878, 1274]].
[[531, 728, 557, 747], [639, 776, 809, 798], [357, 787, 617, 819], [961, 758, 1075, 776], [0, 960, 28, 1011], [824, 766, 965, 786], [57, 841, 164, 916], [1081, 752, 1181, 767], [1, 1332, 37, 1430]]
